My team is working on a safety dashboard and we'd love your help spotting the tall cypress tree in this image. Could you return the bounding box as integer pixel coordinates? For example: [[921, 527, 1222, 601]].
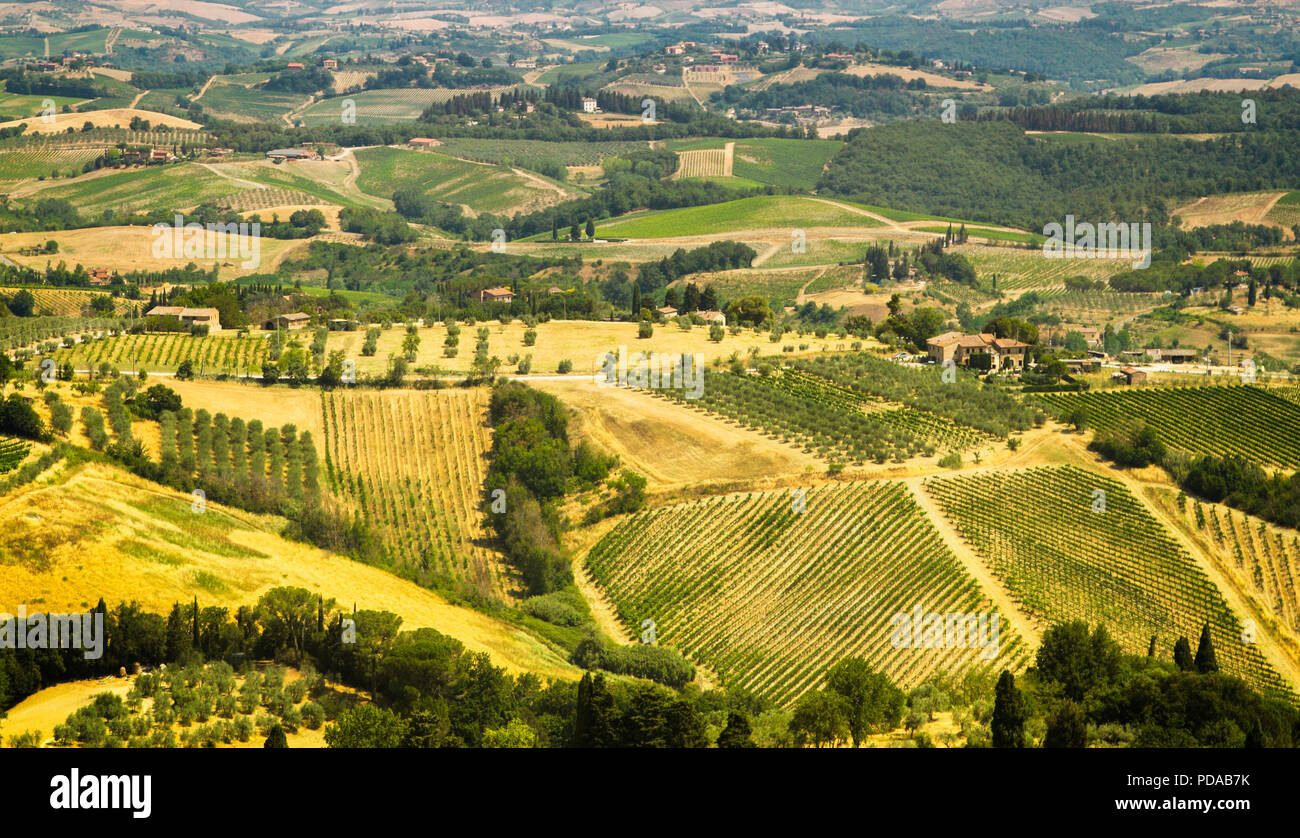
[[1194, 623, 1219, 673], [192, 596, 199, 651], [1147, 635, 1157, 658], [991, 670, 1026, 748], [1173, 636, 1195, 671]]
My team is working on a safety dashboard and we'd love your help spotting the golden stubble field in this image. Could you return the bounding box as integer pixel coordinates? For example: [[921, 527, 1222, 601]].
[[0, 226, 308, 277], [0, 462, 578, 682]]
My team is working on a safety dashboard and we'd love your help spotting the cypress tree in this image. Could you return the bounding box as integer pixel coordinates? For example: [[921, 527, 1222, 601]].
[[165, 602, 190, 661], [1147, 635, 1157, 658], [1194, 623, 1219, 673], [1173, 636, 1195, 671], [264, 723, 289, 748], [192, 596, 199, 650], [991, 670, 1026, 748]]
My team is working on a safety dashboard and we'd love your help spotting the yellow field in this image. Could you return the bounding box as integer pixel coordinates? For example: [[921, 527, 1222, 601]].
[[0, 462, 578, 681], [161, 379, 325, 441], [0, 226, 307, 277], [0, 108, 202, 135], [532, 377, 822, 489], [1174, 192, 1289, 229], [326, 319, 840, 377], [322, 388, 515, 601]]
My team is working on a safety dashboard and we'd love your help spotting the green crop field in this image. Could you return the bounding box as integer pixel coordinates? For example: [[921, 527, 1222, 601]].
[[663, 137, 843, 191], [925, 466, 1289, 697], [761, 237, 876, 269], [299, 89, 517, 126], [1035, 386, 1300, 467], [597, 196, 886, 239], [0, 90, 86, 120], [29, 163, 243, 215], [732, 138, 844, 191], [433, 138, 646, 169], [354, 146, 573, 216], [198, 77, 308, 124], [586, 480, 1031, 705]]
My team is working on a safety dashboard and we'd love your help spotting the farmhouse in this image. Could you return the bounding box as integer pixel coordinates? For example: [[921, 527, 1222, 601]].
[[1070, 326, 1101, 346], [926, 331, 1029, 371], [478, 287, 514, 304], [697, 310, 727, 326], [322, 59, 338, 70], [286, 62, 304, 70], [266, 312, 310, 330], [328, 318, 360, 331], [581, 97, 598, 113], [146, 306, 221, 331], [657, 305, 679, 318], [408, 137, 442, 148], [512, 58, 537, 69]]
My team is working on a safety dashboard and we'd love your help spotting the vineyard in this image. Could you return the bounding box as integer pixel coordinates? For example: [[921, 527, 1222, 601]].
[[432, 138, 646, 169], [1035, 288, 1163, 317], [953, 244, 1133, 292], [219, 187, 321, 212], [924, 466, 1290, 696], [53, 333, 268, 375], [0, 437, 31, 473], [1155, 488, 1300, 637], [300, 89, 520, 125], [653, 367, 986, 464], [354, 146, 574, 216], [1264, 191, 1300, 230], [0, 287, 135, 318], [1034, 386, 1300, 467], [672, 147, 730, 179], [585, 480, 1031, 705], [322, 389, 514, 601], [0, 147, 105, 181], [795, 352, 1042, 437]]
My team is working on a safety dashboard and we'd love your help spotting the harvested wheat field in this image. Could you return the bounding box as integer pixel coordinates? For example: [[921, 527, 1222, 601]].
[[533, 377, 822, 488], [1174, 192, 1290, 229], [0, 108, 202, 135], [0, 226, 307, 276]]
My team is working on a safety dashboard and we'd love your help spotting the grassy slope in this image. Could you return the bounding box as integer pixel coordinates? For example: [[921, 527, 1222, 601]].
[[595, 195, 885, 238], [0, 460, 578, 681], [354, 145, 571, 215]]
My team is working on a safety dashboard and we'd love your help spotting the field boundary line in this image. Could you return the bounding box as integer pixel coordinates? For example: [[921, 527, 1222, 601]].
[[904, 475, 1042, 653]]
